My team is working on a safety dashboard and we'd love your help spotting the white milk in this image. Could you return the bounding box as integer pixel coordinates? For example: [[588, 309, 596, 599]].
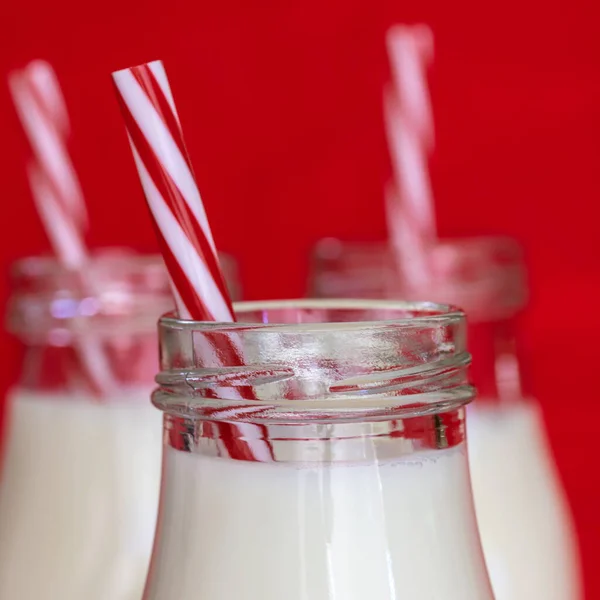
[[0, 389, 163, 600], [468, 401, 582, 600], [145, 443, 493, 599]]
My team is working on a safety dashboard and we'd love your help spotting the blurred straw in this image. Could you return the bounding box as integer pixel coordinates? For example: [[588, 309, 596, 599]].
[[10, 61, 87, 229], [9, 61, 115, 396], [384, 25, 438, 287]]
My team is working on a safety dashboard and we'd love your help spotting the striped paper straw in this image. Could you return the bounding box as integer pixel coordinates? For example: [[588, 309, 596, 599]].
[[112, 61, 231, 322], [112, 60, 272, 462], [9, 61, 115, 396]]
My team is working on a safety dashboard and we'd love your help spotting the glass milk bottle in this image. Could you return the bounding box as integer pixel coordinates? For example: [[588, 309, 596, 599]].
[[0, 250, 242, 600], [0, 252, 173, 600], [144, 299, 494, 600], [311, 237, 582, 600]]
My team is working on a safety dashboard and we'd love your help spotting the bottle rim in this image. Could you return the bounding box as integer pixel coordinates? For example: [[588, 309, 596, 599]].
[[310, 236, 527, 321], [7, 250, 173, 340], [160, 298, 464, 332], [155, 299, 473, 423]]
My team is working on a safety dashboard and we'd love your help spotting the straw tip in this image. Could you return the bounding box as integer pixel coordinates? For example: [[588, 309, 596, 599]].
[[111, 59, 164, 80], [386, 23, 434, 57], [387, 23, 408, 35], [386, 23, 433, 46], [386, 24, 410, 43], [25, 59, 53, 72]]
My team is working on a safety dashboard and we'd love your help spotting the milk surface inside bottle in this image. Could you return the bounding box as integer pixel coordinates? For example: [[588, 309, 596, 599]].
[[310, 237, 583, 600], [143, 300, 495, 600], [0, 253, 173, 600]]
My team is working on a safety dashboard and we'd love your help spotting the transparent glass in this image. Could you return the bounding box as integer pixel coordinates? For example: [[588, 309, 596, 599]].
[[145, 300, 494, 600], [310, 238, 582, 600], [0, 250, 240, 600]]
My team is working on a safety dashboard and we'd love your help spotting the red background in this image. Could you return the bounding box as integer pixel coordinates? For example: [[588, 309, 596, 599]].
[[1, 0, 599, 595]]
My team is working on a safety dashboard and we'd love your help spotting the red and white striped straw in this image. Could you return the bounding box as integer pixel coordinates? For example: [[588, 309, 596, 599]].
[[112, 60, 272, 462], [384, 25, 437, 286], [112, 61, 231, 322], [9, 61, 115, 396]]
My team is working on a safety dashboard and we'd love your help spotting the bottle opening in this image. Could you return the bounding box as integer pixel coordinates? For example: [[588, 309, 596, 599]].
[[6, 249, 240, 341], [154, 299, 474, 423], [310, 236, 527, 321]]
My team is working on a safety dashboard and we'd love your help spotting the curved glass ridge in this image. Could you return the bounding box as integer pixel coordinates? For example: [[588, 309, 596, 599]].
[[154, 300, 474, 422]]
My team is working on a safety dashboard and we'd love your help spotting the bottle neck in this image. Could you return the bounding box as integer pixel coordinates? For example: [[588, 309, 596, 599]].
[[144, 410, 494, 600], [162, 410, 468, 459]]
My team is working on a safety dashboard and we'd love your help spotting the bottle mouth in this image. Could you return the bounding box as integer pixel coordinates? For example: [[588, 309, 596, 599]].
[[12, 251, 168, 286], [6, 249, 240, 341], [311, 236, 527, 321], [161, 298, 465, 330], [154, 299, 474, 423], [7, 250, 173, 340]]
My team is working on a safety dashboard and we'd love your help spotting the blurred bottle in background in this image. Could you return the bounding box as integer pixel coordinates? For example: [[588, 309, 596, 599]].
[[0, 249, 240, 600], [310, 235, 583, 600]]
